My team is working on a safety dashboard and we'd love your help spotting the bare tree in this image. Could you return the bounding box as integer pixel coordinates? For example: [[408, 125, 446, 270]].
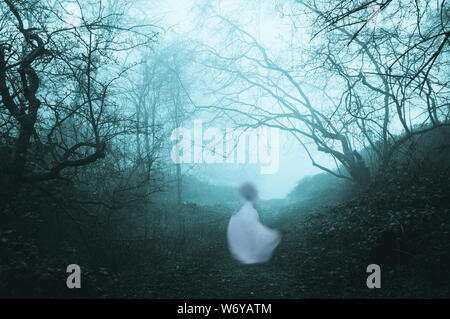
[[196, 15, 371, 184], [293, 0, 450, 167], [297, 0, 449, 92], [0, 0, 157, 192]]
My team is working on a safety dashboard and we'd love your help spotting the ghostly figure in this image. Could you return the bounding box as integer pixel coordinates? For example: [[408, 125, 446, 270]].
[[227, 183, 281, 264]]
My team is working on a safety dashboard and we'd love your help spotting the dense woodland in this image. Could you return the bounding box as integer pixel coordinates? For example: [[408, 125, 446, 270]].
[[0, 0, 449, 298]]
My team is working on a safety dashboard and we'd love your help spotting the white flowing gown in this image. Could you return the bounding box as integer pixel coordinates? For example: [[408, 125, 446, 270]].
[[227, 201, 281, 264]]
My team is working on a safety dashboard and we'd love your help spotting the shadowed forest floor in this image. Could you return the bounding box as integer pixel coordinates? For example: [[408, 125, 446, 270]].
[[120, 165, 450, 298], [1, 163, 450, 298]]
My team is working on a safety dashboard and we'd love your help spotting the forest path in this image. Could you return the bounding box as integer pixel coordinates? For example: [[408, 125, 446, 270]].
[[138, 203, 320, 298]]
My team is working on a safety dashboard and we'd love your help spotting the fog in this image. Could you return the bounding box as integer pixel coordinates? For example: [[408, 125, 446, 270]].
[[1, 0, 449, 299], [136, 0, 333, 198]]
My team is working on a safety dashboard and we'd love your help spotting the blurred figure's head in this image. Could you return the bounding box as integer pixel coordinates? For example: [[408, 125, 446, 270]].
[[239, 182, 258, 202]]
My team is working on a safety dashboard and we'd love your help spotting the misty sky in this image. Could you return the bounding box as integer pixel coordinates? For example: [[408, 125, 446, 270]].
[[137, 0, 335, 199]]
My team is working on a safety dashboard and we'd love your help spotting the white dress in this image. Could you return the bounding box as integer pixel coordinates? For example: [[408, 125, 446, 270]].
[[227, 201, 281, 264]]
